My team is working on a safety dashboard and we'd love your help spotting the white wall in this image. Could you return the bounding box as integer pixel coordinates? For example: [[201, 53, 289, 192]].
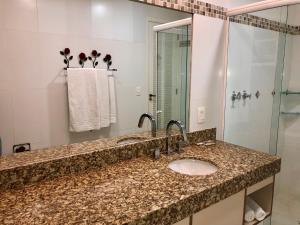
[[0, 0, 190, 155], [189, 14, 226, 139]]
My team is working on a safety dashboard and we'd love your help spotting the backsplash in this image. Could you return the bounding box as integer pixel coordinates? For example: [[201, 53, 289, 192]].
[[0, 128, 216, 190]]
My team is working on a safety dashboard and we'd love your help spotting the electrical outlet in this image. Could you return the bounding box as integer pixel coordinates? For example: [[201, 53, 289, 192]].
[[13, 143, 31, 153], [135, 86, 141, 96], [197, 107, 206, 124]]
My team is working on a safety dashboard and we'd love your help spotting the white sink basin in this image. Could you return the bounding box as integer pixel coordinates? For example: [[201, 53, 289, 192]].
[[168, 159, 218, 176]]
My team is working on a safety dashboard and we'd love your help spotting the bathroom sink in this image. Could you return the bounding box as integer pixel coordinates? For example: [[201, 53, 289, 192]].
[[117, 137, 146, 145], [168, 159, 218, 176]]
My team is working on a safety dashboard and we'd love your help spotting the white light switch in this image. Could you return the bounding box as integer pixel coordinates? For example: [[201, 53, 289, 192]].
[[135, 86, 141, 96], [197, 107, 206, 124]]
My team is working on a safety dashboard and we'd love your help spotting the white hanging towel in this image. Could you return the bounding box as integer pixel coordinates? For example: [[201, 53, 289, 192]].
[[246, 197, 267, 221], [67, 68, 100, 132], [108, 71, 117, 124], [97, 69, 110, 128]]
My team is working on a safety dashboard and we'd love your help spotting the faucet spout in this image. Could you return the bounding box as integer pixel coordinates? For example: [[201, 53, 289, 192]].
[[138, 113, 157, 137], [166, 120, 188, 154]]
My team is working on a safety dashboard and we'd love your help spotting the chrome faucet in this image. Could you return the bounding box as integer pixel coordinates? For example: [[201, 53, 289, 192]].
[[138, 113, 157, 137], [166, 120, 188, 154]]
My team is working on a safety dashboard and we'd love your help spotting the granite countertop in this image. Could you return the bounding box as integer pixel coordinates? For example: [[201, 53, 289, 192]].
[[0, 130, 160, 171], [0, 141, 280, 225]]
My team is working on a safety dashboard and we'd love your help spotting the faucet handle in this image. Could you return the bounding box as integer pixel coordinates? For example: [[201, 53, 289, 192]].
[[151, 147, 160, 160]]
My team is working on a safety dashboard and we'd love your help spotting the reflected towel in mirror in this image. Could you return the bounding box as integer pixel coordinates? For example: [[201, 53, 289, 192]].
[[67, 68, 100, 132]]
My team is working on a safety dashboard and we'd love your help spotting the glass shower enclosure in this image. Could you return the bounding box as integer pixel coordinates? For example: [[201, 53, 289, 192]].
[[153, 19, 192, 130], [225, 4, 300, 225]]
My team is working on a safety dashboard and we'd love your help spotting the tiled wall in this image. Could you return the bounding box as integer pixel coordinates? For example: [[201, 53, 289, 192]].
[[131, 0, 300, 35], [130, 0, 227, 19], [230, 14, 300, 35]]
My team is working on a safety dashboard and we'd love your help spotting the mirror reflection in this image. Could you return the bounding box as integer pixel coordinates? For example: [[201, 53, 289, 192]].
[[0, 0, 192, 155]]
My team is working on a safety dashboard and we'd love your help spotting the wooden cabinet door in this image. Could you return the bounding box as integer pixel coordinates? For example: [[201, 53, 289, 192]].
[[192, 191, 245, 225]]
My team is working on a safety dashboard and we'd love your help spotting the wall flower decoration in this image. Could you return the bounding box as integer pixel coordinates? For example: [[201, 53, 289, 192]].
[[103, 54, 112, 70], [88, 50, 101, 68], [78, 52, 87, 68], [60, 48, 73, 70]]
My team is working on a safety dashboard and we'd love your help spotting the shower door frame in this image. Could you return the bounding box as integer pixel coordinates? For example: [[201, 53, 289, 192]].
[[227, 0, 300, 16]]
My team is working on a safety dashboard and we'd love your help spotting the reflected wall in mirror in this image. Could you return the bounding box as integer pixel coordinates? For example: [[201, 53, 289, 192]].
[[0, 0, 192, 155]]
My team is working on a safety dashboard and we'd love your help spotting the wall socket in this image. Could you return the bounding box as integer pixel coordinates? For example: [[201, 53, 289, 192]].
[[13, 143, 31, 153], [135, 86, 141, 96], [197, 107, 206, 124]]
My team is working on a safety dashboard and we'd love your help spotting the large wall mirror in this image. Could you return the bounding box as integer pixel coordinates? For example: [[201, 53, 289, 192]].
[[0, 0, 192, 155]]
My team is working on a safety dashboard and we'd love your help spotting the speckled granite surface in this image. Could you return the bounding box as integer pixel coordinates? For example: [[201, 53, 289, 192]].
[[0, 129, 216, 190], [0, 141, 280, 225]]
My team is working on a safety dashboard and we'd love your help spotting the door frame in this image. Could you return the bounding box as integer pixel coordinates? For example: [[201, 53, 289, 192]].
[[146, 17, 170, 118], [148, 18, 192, 129]]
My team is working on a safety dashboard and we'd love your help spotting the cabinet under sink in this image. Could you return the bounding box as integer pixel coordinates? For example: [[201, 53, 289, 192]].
[[173, 176, 275, 225]]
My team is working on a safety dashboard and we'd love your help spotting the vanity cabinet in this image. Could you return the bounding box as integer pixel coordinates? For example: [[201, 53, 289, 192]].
[[173, 176, 275, 225], [192, 191, 244, 225], [244, 176, 274, 225]]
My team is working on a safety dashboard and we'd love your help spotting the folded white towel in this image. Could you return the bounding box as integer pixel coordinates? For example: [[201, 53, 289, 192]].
[[244, 204, 255, 222], [108, 71, 117, 124], [246, 197, 267, 221], [97, 69, 110, 128], [67, 68, 100, 132]]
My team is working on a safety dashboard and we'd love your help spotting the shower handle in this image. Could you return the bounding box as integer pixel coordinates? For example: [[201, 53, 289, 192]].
[[242, 91, 251, 100]]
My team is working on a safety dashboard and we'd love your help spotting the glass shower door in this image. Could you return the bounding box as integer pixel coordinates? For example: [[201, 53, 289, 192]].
[[224, 9, 287, 154], [155, 24, 191, 130], [225, 6, 288, 225]]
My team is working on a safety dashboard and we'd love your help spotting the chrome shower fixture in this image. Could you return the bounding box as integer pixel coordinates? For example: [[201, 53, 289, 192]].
[[242, 91, 251, 100]]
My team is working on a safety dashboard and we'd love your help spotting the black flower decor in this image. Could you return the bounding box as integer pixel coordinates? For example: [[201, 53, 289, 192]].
[[78, 52, 88, 68], [103, 54, 112, 70], [88, 50, 101, 68], [60, 48, 73, 70]]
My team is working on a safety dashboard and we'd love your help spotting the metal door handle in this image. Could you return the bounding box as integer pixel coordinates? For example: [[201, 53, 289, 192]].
[[149, 94, 156, 101]]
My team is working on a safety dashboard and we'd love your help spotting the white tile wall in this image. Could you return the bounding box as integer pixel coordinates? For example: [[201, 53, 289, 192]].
[[1, 0, 38, 32], [0, 90, 15, 154], [0, 0, 190, 155]]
